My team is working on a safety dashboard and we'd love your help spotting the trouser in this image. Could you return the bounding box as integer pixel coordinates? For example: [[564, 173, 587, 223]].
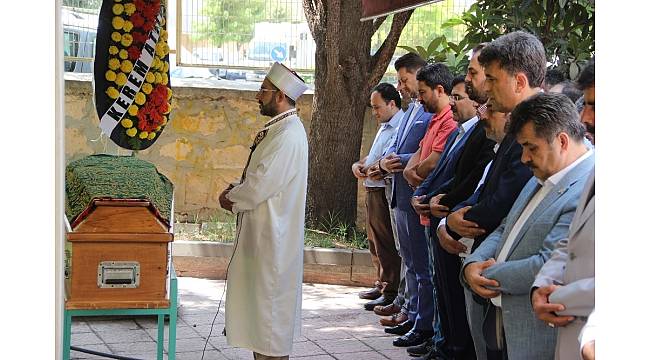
[[430, 224, 476, 359], [424, 225, 445, 348], [394, 206, 433, 331], [465, 287, 488, 360], [365, 186, 401, 296], [385, 178, 409, 311], [253, 352, 288, 360]]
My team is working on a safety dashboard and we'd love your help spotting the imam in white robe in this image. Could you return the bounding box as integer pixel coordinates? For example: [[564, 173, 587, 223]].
[[225, 110, 308, 356]]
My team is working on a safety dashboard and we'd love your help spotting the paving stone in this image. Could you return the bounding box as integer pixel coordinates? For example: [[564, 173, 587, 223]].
[[70, 332, 104, 346], [96, 328, 153, 344], [109, 340, 159, 355], [379, 348, 407, 359], [144, 324, 204, 340], [180, 312, 225, 326], [293, 355, 336, 360], [219, 347, 255, 359], [88, 319, 141, 332], [165, 336, 217, 353], [357, 336, 397, 351], [71, 321, 93, 334], [314, 338, 373, 354], [69, 343, 113, 359], [290, 340, 327, 357], [174, 350, 229, 360], [332, 351, 389, 360]]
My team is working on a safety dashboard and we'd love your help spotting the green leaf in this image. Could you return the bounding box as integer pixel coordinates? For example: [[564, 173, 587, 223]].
[[569, 62, 579, 80], [442, 18, 465, 28], [398, 45, 418, 55], [416, 46, 429, 59], [427, 36, 445, 55]]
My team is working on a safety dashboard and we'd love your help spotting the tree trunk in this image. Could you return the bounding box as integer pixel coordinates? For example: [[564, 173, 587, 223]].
[[303, 0, 412, 228]]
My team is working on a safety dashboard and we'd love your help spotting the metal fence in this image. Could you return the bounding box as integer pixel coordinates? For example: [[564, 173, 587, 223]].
[[63, 0, 473, 82]]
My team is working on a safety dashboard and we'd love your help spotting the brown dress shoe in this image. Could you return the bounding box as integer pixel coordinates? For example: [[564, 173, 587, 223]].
[[358, 281, 383, 300], [380, 311, 408, 327], [373, 302, 401, 316]]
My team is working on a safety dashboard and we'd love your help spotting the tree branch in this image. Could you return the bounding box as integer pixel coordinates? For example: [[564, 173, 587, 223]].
[[372, 15, 388, 37], [367, 10, 413, 91], [302, 0, 320, 38]]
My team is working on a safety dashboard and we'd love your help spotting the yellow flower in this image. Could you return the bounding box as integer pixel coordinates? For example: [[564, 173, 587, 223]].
[[111, 31, 121, 42], [120, 59, 133, 73], [161, 17, 166, 26], [163, 62, 169, 73], [121, 118, 133, 128], [160, 30, 168, 41], [162, 116, 168, 126], [115, 72, 128, 87], [155, 42, 169, 57], [105, 70, 117, 82], [154, 72, 162, 84], [145, 72, 155, 83], [112, 4, 124, 15], [126, 127, 137, 137], [142, 82, 153, 94], [108, 58, 120, 71], [161, 74, 169, 86], [118, 49, 128, 60], [163, 102, 171, 114], [121, 33, 133, 47], [167, 88, 173, 100], [112, 16, 124, 30], [124, 3, 135, 15], [106, 87, 119, 99], [122, 20, 133, 32], [139, 131, 149, 139], [108, 46, 118, 55], [135, 92, 146, 105], [128, 105, 138, 116], [155, 126, 162, 132], [147, 132, 156, 140], [114, 0, 122, 2], [151, 57, 159, 69]]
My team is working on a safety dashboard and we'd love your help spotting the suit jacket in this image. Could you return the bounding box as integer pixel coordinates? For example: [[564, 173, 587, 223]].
[[385, 103, 432, 210], [422, 120, 495, 210], [533, 169, 595, 360], [461, 152, 595, 360], [448, 133, 533, 249]]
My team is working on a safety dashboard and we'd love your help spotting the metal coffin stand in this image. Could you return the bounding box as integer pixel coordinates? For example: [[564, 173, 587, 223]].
[[63, 199, 177, 360]]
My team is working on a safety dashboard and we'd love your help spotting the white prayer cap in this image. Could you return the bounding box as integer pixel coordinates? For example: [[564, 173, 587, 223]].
[[266, 62, 308, 101]]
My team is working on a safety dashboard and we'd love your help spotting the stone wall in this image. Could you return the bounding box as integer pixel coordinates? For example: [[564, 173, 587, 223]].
[[65, 75, 377, 229]]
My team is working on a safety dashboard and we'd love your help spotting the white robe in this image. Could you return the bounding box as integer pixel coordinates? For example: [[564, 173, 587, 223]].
[[225, 112, 308, 356]]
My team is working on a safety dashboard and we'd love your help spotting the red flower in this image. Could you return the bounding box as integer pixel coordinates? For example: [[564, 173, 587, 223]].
[[130, 13, 145, 28], [127, 46, 141, 61], [132, 31, 147, 45]]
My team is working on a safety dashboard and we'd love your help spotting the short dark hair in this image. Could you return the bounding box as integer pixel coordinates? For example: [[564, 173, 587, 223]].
[[509, 92, 585, 143], [560, 81, 583, 103], [472, 43, 488, 54], [373, 82, 402, 108], [394, 53, 427, 73], [478, 31, 547, 88], [415, 63, 454, 94], [451, 75, 466, 90], [576, 58, 595, 90], [545, 68, 566, 88]]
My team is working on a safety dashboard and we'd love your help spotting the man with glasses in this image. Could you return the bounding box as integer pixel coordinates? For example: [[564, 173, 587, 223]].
[[219, 62, 308, 360], [409, 76, 495, 359]]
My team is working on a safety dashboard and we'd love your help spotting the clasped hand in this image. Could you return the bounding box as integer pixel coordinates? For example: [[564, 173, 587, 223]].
[[464, 258, 500, 298]]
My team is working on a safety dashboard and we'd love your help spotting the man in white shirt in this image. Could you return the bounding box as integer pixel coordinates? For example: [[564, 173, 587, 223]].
[[352, 83, 404, 310], [219, 62, 308, 360], [461, 93, 595, 359]]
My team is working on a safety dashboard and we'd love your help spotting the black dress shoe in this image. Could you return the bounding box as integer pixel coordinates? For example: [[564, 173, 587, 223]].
[[384, 319, 414, 335], [393, 329, 434, 347], [407, 338, 432, 356], [363, 295, 395, 311], [413, 345, 452, 360], [358, 282, 383, 300]]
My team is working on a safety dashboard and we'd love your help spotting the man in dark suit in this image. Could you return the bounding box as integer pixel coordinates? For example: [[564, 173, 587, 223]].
[[408, 76, 496, 360], [439, 30, 547, 360], [378, 53, 435, 348]]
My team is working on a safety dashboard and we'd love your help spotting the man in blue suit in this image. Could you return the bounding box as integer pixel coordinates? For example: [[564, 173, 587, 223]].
[[462, 92, 594, 359], [378, 53, 436, 347]]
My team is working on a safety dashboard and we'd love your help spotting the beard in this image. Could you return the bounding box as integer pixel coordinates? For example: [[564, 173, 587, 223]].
[[259, 99, 278, 117], [466, 80, 488, 104]]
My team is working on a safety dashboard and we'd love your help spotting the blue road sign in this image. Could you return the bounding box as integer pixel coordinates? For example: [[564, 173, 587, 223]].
[[271, 46, 287, 62]]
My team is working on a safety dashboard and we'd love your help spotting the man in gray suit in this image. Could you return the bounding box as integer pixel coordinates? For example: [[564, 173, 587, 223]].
[[461, 92, 594, 359], [531, 59, 596, 360]]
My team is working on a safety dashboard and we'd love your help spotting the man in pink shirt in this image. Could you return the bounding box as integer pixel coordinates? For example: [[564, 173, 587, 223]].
[[404, 63, 457, 227]]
